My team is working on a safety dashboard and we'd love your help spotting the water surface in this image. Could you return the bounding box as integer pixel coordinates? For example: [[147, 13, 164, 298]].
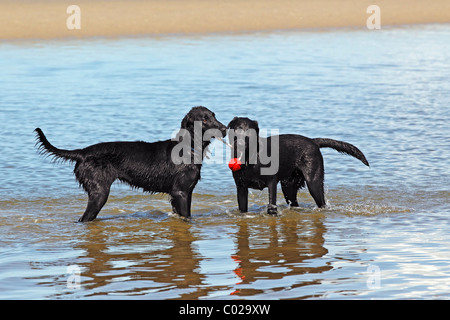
[[0, 25, 449, 299]]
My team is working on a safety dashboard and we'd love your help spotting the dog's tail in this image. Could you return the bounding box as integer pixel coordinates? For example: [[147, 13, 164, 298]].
[[34, 128, 84, 163], [313, 138, 369, 167]]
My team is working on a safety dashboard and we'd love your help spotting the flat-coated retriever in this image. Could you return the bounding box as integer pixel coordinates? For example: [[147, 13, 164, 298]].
[[35, 106, 226, 222], [227, 117, 369, 214]]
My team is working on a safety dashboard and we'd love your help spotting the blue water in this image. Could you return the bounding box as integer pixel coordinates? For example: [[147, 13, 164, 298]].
[[0, 25, 449, 299]]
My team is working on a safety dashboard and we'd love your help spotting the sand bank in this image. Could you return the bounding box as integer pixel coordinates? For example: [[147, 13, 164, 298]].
[[1, 0, 449, 40]]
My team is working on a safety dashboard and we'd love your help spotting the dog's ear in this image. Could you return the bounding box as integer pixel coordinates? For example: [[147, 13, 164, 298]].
[[227, 117, 239, 129], [252, 120, 259, 135], [181, 113, 193, 131]]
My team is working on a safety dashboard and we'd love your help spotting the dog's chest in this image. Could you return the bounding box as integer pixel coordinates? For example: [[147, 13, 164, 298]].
[[233, 168, 267, 190]]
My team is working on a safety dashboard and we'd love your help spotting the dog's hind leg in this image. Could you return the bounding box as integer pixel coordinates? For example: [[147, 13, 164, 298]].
[[306, 178, 326, 208], [281, 178, 299, 207], [267, 178, 278, 215], [301, 151, 327, 208], [75, 161, 115, 222], [79, 188, 110, 222]]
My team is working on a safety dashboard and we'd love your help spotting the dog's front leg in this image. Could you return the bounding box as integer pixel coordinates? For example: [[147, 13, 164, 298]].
[[237, 186, 248, 213], [170, 190, 191, 218], [267, 179, 278, 215]]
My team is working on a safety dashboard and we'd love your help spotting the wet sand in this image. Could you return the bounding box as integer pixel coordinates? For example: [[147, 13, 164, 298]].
[[0, 0, 449, 40]]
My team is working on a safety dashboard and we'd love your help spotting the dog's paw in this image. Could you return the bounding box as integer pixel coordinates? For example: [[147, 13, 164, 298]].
[[267, 204, 278, 215]]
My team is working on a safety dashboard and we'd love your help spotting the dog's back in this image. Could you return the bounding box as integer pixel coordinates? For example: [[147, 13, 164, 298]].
[[250, 134, 322, 179], [77, 140, 191, 194], [255, 134, 368, 178]]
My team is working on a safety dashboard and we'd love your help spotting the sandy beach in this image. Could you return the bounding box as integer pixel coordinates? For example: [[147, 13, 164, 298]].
[[0, 0, 449, 40]]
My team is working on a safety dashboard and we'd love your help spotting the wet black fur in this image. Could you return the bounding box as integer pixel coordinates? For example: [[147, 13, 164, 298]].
[[35, 106, 226, 222], [227, 117, 369, 215]]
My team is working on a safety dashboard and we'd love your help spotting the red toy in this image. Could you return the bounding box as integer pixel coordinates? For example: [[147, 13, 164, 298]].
[[228, 158, 242, 171]]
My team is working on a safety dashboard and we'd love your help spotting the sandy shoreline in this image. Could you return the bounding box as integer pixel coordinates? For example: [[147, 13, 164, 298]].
[[1, 0, 450, 40]]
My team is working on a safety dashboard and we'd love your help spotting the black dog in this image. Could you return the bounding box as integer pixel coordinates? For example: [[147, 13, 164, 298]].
[[227, 117, 369, 214], [35, 106, 226, 222]]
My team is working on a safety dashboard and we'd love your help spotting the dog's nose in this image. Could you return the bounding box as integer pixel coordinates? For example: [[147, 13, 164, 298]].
[[220, 125, 227, 137]]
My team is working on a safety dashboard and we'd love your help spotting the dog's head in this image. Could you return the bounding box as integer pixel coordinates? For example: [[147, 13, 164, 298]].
[[227, 117, 260, 165], [181, 106, 226, 138]]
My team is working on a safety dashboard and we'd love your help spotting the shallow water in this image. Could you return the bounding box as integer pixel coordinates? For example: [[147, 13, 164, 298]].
[[0, 25, 449, 299]]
